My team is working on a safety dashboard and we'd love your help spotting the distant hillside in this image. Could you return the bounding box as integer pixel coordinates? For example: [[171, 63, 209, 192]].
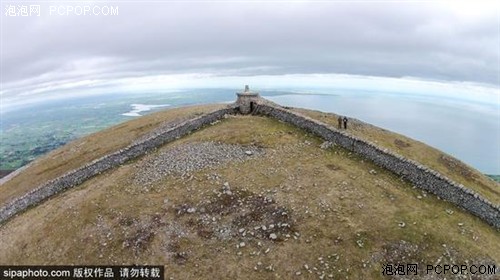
[[487, 175, 500, 183], [0, 104, 498, 279]]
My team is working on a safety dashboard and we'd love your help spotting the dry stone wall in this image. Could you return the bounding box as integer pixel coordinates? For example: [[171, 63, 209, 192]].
[[254, 102, 500, 229], [1, 99, 498, 229], [0, 106, 238, 224]]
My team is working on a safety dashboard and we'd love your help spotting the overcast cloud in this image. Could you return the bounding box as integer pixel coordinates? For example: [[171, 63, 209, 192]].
[[1, 1, 499, 105]]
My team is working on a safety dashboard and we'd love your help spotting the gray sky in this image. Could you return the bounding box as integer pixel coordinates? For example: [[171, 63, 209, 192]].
[[1, 1, 499, 103]]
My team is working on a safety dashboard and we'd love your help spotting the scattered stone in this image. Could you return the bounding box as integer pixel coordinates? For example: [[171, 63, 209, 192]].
[[8, 100, 494, 243], [245, 151, 253, 156], [320, 141, 333, 149], [398, 222, 406, 228], [269, 233, 277, 240], [134, 142, 264, 185], [356, 239, 364, 248], [265, 265, 274, 272], [369, 169, 377, 175], [239, 242, 246, 248]]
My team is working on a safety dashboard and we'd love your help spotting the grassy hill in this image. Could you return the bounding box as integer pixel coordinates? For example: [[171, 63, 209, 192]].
[[0, 104, 498, 279]]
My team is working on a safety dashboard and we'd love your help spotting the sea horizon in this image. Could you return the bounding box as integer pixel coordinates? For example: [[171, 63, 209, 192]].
[[1, 88, 499, 175]]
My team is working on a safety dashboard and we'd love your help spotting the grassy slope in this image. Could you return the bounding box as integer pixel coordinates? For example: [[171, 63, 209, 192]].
[[292, 108, 500, 205], [0, 104, 225, 206], [0, 111, 498, 279]]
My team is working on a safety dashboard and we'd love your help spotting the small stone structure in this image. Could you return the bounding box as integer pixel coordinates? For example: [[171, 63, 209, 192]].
[[236, 85, 260, 114], [0, 87, 499, 229]]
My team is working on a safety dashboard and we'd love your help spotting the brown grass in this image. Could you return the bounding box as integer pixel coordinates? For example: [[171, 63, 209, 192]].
[[292, 108, 500, 205], [0, 104, 225, 206], [0, 114, 498, 279]]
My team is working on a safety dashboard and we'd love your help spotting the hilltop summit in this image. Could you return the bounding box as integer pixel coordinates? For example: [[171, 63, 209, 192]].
[[0, 90, 498, 279]]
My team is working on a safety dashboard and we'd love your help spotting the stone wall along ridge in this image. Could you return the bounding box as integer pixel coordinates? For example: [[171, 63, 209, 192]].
[[1, 97, 498, 229], [0, 106, 238, 225], [253, 101, 500, 229]]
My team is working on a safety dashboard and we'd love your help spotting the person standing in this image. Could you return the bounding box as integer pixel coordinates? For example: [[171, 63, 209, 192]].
[[343, 116, 348, 129], [338, 116, 342, 129]]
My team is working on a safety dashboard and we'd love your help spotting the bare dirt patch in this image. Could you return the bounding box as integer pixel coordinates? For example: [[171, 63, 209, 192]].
[[112, 182, 299, 267], [438, 154, 477, 180], [326, 164, 341, 171], [394, 139, 411, 149], [121, 214, 164, 255], [173, 184, 298, 243], [378, 239, 498, 279]]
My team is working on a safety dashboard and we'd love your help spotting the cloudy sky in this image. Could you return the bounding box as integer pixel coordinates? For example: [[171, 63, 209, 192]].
[[1, 0, 499, 106]]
